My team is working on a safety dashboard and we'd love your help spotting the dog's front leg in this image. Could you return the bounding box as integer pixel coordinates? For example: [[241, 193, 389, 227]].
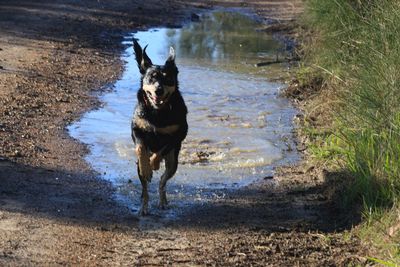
[[137, 164, 149, 216], [136, 144, 152, 181], [135, 144, 152, 216]]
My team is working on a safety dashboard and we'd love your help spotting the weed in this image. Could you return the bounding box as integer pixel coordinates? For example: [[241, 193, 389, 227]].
[[303, 0, 400, 262]]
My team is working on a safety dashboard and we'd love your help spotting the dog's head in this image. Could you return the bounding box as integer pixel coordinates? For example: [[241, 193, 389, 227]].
[[133, 39, 178, 109]]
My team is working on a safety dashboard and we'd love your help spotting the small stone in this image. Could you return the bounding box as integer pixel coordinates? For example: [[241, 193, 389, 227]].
[[12, 150, 22, 157]]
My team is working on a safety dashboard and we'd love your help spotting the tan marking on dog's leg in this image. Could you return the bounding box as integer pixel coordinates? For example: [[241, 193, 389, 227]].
[[156, 124, 180, 135], [150, 153, 162, 171], [136, 144, 152, 182]]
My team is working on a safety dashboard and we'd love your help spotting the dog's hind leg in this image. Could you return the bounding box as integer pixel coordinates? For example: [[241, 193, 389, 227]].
[[159, 148, 179, 209]]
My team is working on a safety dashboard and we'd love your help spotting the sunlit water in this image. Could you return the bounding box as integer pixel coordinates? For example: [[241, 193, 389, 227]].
[[69, 11, 298, 213]]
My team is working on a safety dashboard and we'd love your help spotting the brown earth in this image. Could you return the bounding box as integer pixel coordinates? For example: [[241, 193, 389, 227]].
[[0, 0, 367, 265]]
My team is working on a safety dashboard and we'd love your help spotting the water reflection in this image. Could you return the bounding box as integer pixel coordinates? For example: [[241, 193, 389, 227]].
[[167, 12, 279, 64]]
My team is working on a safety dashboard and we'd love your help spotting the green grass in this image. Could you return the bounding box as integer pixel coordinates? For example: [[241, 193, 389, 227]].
[[359, 205, 400, 264], [302, 0, 400, 262]]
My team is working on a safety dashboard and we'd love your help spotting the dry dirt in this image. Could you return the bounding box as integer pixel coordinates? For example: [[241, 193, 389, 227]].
[[0, 0, 367, 265]]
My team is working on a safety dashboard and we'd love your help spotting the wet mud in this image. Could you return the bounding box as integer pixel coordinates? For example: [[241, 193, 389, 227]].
[[0, 0, 366, 265]]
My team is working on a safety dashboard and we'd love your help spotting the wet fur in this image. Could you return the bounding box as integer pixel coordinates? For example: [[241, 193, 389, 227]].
[[131, 39, 188, 215]]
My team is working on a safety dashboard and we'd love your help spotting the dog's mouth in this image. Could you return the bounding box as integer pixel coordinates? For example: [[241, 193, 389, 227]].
[[147, 92, 170, 107]]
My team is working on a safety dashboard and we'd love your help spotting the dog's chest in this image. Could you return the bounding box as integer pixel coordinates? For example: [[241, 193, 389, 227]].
[[157, 108, 178, 125], [143, 105, 177, 127]]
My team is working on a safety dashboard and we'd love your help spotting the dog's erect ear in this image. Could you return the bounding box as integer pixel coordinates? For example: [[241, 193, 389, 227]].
[[133, 39, 152, 74], [165, 46, 175, 65]]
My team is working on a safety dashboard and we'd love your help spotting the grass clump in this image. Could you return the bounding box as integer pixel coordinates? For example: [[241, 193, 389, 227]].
[[302, 0, 400, 261]]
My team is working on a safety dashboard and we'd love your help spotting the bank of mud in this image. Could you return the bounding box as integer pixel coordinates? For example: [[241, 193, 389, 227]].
[[0, 0, 366, 265]]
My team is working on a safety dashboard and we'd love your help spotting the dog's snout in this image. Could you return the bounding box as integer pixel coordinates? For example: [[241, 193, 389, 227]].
[[155, 87, 164, 97]]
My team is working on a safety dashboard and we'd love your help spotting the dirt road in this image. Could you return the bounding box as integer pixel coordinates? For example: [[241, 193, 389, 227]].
[[0, 0, 366, 265]]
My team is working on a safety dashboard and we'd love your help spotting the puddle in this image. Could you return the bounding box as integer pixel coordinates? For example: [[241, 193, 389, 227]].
[[68, 10, 298, 215]]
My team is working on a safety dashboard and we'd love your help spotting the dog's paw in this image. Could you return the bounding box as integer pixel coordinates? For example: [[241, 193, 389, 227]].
[[150, 153, 161, 171]]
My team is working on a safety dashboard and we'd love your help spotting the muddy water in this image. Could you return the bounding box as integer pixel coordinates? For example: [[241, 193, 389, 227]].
[[69, 11, 298, 214]]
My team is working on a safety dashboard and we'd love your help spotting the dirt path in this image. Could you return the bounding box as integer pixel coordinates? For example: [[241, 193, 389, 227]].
[[0, 0, 366, 265]]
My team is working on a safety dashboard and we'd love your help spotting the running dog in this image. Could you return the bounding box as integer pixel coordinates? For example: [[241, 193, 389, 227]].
[[131, 39, 188, 215]]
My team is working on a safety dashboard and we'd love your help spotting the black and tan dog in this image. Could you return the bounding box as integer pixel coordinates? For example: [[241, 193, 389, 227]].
[[131, 40, 188, 215]]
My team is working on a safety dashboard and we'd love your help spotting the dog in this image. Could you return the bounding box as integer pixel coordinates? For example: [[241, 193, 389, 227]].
[[131, 39, 188, 215]]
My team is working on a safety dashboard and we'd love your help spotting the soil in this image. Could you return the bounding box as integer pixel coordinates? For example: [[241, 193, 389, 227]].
[[0, 0, 367, 265]]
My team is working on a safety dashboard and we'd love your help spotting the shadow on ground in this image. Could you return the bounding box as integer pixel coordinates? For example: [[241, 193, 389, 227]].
[[169, 168, 361, 233], [1, 157, 360, 234], [0, 159, 138, 228]]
